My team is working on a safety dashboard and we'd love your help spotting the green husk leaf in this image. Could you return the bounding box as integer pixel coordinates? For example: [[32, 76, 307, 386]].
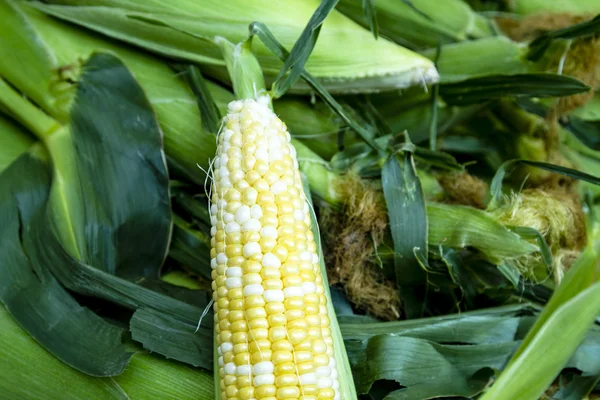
[[169, 215, 211, 281], [489, 159, 600, 208], [0, 114, 35, 171], [382, 149, 428, 318], [271, 0, 339, 98], [361, 0, 379, 39], [508, 0, 600, 15], [130, 308, 213, 369], [528, 15, 600, 61], [440, 73, 591, 106], [480, 244, 600, 400], [0, 148, 134, 377], [35, 0, 439, 93]]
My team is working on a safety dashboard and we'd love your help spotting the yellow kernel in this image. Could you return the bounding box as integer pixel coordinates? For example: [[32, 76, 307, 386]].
[[282, 275, 302, 287], [242, 232, 261, 244], [276, 192, 292, 204], [277, 203, 294, 215], [313, 339, 327, 354], [253, 179, 269, 192], [255, 385, 277, 399], [219, 319, 230, 332], [218, 309, 229, 321], [215, 229, 226, 242], [271, 161, 285, 176], [220, 331, 232, 343], [305, 293, 320, 305], [287, 319, 309, 331], [272, 245, 289, 262], [217, 286, 228, 298], [264, 171, 279, 185], [296, 241, 308, 252], [272, 350, 293, 365], [245, 170, 261, 185], [241, 274, 262, 289], [274, 361, 295, 375], [211, 249, 217, 259], [242, 155, 256, 171], [279, 215, 295, 227], [251, 328, 269, 340], [300, 393, 318, 399], [263, 279, 283, 290], [306, 314, 321, 326], [288, 328, 308, 345], [318, 388, 335, 399], [224, 352, 234, 363], [246, 307, 267, 320], [233, 332, 248, 345], [233, 343, 248, 354], [228, 288, 243, 300], [278, 225, 295, 237], [261, 267, 281, 280], [249, 339, 271, 353], [238, 386, 255, 400], [321, 315, 331, 327], [226, 244, 242, 258], [226, 385, 238, 398], [272, 339, 293, 352], [276, 374, 299, 388], [216, 242, 225, 253], [268, 326, 287, 342], [230, 318, 248, 332], [257, 191, 275, 205], [265, 302, 285, 315], [285, 309, 304, 321], [294, 351, 313, 363], [277, 386, 300, 399], [234, 353, 250, 365], [280, 262, 300, 277], [217, 298, 229, 310], [228, 256, 245, 267], [283, 297, 304, 310], [227, 310, 244, 322], [224, 375, 237, 386], [251, 349, 272, 363], [248, 318, 269, 330], [261, 215, 278, 228], [268, 314, 286, 326], [254, 160, 269, 176], [226, 201, 241, 214], [242, 260, 262, 274], [244, 295, 265, 309], [242, 142, 257, 155], [309, 327, 322, 338], [297, 361, 315, 375], [314, 354, 329, 367], [301, 271, 317, 283], [259, 237, 277, 253], [242, 188, 258, 205], [235, 180, 250, 191], [279, 236, 297, 251], [230, 299, 244, 310], [262, 202, 278, 215]]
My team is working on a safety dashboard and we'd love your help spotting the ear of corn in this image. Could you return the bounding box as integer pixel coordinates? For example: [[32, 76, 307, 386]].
[[34, 0, 439, 93]]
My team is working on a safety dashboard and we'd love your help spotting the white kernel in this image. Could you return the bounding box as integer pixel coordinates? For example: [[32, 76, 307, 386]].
[[219, 154, 229, 165], [242, 218, 261, 232], [210, 204, 218, 215], [299, 251, 312, 261], [299, 373, 317, 385], [331, 368, 338, 379], [283, 286, 303, 298], [253, 361, 274, 375], [263, 289, 284, 303], [225, 221, 241, 234], [262, 253, 281, 268], [270, 180, 287, 194], [210, 258, 218, 269], [243, 284, 264, 296], [333, 380, 340, 390], [220, 177, 232, 188], [210, 226, 217, 236], [236, 365, 252, 376], [334, 393, 341, 400], [223, 129, 234, 142], [329, 358, 337, 368], [290, 145, 297, 158], [223, 212, 234, 223], [255, 148, 269, 162], [225, 277, 242, 289], [316, 366, 331, 377], [294, 209, 305, 221], [210, 216, 217, 225], [224, 362, 236, 375], [221, 342, 233, 353], [243, 242, 261, 257], [253, 373, 275, 386], [318, 377, 333, 389], [229, 101, 243, 113], [250, 204, 263, 219], [217, 199, 227, 209], [216, 253, 228, 265], [218, 356, 224, 367], [219, 167, 230, 179], [312, 253, 319, 264], [234, 205, 251, 224], [230, 170, 245, 184], [226, 267, 242, 277], [260, 226, 278, 238], [302, 282, 317, 294]]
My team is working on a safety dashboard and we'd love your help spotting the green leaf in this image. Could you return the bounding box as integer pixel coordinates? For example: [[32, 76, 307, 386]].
[[0, 149, 134, 377], [0, 114, 35, 171], [528, 15, 600, 61], [271, 0, 339, 97], [489, 159, 600, 208], [361, 0, 379, 39], [439, 73, 591, 106], [130, 308, 213, 370], [172, 64, 222, 134], [481, 245, 600, 400], [382, 151, 428, 318], [168, 216, 212, 281]]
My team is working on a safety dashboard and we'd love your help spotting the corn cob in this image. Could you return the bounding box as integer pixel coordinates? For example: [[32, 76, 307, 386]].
[[210, 96, 342, 400]]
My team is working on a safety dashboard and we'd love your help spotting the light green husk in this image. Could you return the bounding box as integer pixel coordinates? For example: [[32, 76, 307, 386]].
[[35, 0, 439, 93], [507, 0, 600, 15], [337, 0, 494, 49], [0, 112, 36, 172]]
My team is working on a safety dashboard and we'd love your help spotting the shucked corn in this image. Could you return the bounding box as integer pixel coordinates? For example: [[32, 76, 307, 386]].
[[210, 96, 340, 400]]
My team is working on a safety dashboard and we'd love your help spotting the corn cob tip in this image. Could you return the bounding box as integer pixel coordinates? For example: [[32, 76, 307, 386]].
[[209, 98, 342, 399]]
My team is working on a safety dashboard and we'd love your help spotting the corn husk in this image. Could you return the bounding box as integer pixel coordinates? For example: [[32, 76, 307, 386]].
[[506, 0, 600, 15], [34, 0, 439, 93], [337, 0, 495, 49], [0, 114, 36, 171]]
